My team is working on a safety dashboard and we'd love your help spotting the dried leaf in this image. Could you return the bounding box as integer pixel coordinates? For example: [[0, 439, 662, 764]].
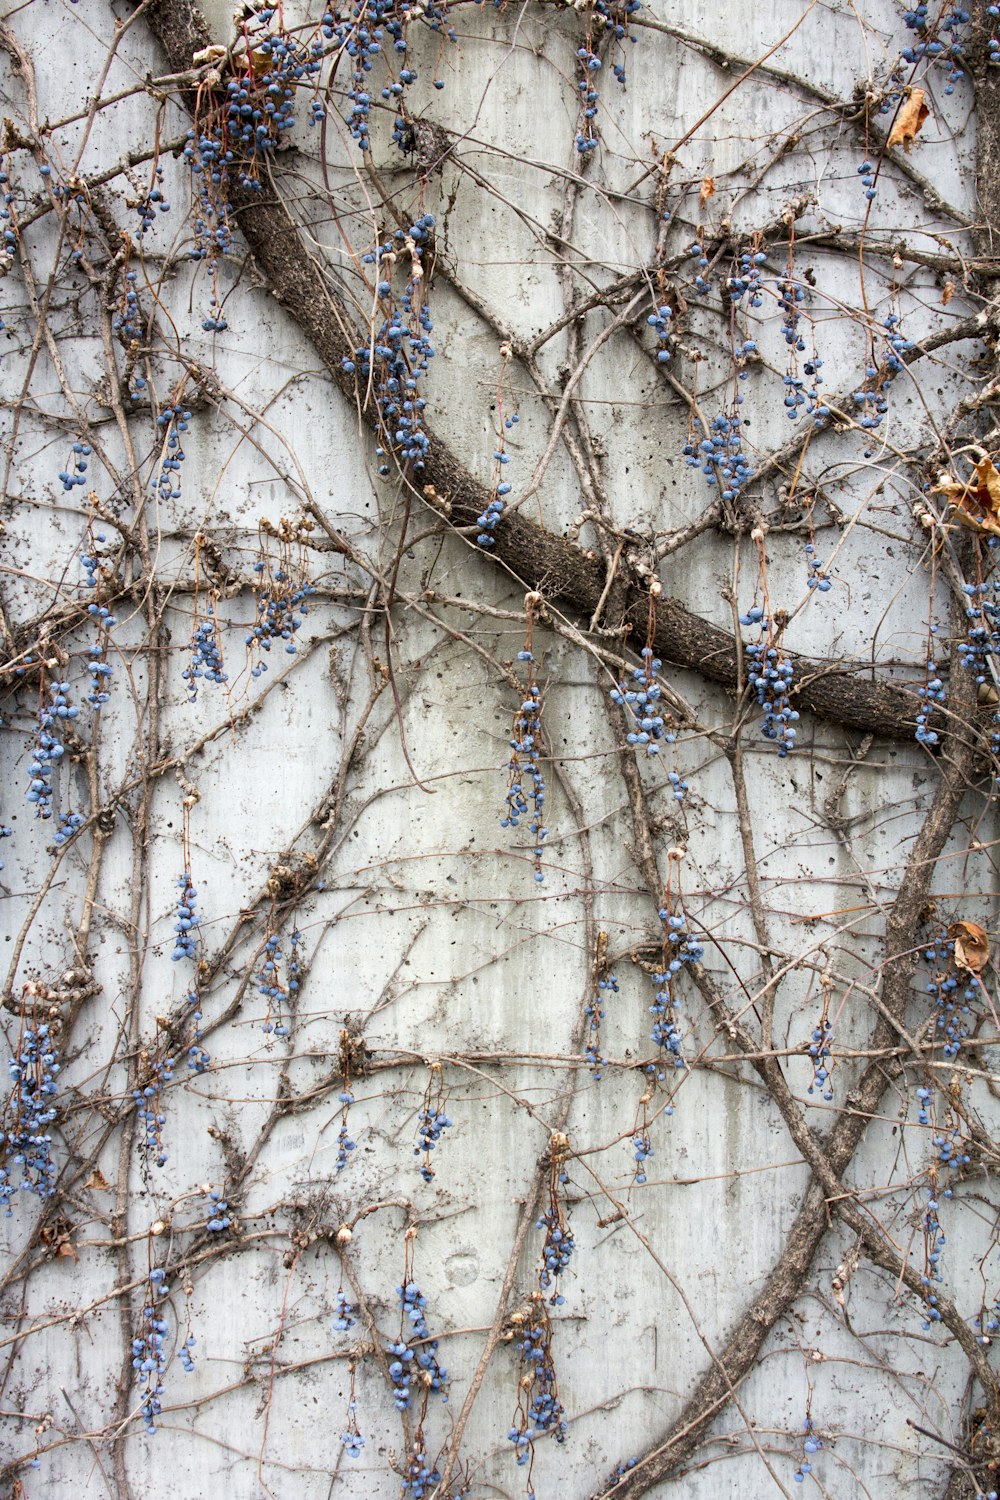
[[941, 279, 955, 306], [40, 1218, 78, 1260], [887, 89, 930, 153], [84, 1167, 111, 1191], [699, 176, 715, 207], [949, 919, 990, 974], [932, 457, 1000, 536]]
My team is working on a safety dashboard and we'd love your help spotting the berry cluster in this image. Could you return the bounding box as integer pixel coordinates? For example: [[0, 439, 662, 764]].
[[0, 163, 16, 274], [133, 1051, 174, 1170], [686, 239, 712, 297], [171, 872, 200, 963], [507, 1294, 567, 1471], [246, 566, 316, 673], [387, 1280, 449, 1411], [341, 1403, 365, 1459], [154, 403, 191, 502], [185, 990, 211, 1074], [206, 1188, 231, 1232], [646, 300, 672, 367], [574, 41, 603, 155], [335, 1088, 356, 1173], [572, 0, 639, 152], [58, 441, 90, 492], [648, 909, 702, 1076], [901, 3, 969, 90], [777, 267, 806, 355], [728, 248, 767, 308], [113, 268, 143, 348], [81, 535, 116, 707], [414, 1064, 452, 1181], [402, 1430, 443, 1496], [609, 647, 673, 756], [184, 117, 233, 331], [607, 1457, 640, 1485], [683, 410, 754, 501], [793, 1415, 823, 1483], [922, 932, 975, 1060], [132, 1268, 169, 1434], [135, 162, 170, 239], [0, 1022, 60, 1209], [631, 1129, 653, 1184], [221, 28, 322, 188], [741, 608, 798, 756], [804, 541, 832, 593], [915, 656, 946, 747], [921, 1176, 946, 1328], [333, 1290, 357, 1332], [806, 1018, 834, 1100], [27, 681, 77, 822], [326, 0, 459, 154], [181, 11, 324, 327], [184, 597, 228, 701], [344, 216, 436, 473], [537, 1137, 574, 1307], [959, 569, 1000, 740], [258, 933, 290, 1036]]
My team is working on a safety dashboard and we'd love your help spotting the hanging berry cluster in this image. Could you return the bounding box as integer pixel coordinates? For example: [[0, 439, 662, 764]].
[[132, 1045, 174, 1172], [132, 1266, 170, 1434], [245, 516, 317, 676], [0, 1017, 61, 1210], [343, 217, 437, 474], [414, 1061, 452, 1181], [740, 604, 798, 757], [507, 1294, 567, 1479], [387, 1232, 450, 1415]]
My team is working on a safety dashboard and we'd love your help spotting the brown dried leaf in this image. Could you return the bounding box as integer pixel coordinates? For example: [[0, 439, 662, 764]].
[[932, 457, 1000, 536], [887, 89, 930, 152], [949, 919, 990, 974], [941, 279, 955, 306], [699, 176, 715, 207], [84, 1167, 111, 1191], [39, 1217, 78, 1260]]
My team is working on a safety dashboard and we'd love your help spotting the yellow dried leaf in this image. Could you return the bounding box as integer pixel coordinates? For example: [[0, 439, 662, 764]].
[[887, 89, 929, 152], [949, 919, 990, 974], [699, 176, 715, 207], [932, 457, 1000, 536]]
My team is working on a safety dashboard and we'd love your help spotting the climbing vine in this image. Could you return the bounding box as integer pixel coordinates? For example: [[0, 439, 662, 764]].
[[3, 1, 1000, 1498]]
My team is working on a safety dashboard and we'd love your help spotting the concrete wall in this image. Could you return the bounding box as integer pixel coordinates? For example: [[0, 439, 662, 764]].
[[0, 1, 996, 1497]]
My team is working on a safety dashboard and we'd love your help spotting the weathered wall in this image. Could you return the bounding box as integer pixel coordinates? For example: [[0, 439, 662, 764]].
[[1, 1, 999, 1498]]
